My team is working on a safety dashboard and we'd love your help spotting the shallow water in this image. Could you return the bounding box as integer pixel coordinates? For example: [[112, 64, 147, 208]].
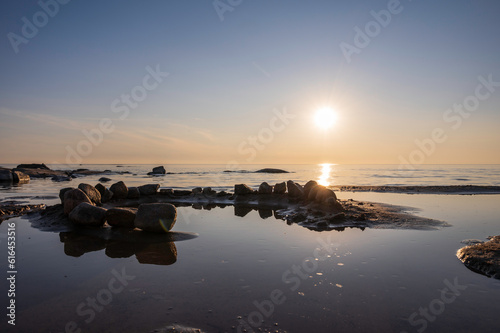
[[1, 165, 499, 332]]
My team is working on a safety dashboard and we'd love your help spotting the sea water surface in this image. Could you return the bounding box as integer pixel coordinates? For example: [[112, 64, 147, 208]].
[[0, 164, 499, 332]]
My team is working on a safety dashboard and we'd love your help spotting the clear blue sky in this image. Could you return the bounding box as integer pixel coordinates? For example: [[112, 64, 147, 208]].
[[1, 0, 499, 165]]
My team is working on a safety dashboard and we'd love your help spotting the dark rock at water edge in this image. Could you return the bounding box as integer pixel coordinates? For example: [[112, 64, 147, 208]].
[[138, 184, 160, 196], [255, 168, 289, 173], [457, 235, 500, 279], [59, 187, 74, 204], [234, 184, 254, 195], [110, 181, 128, 199], [106, 207, 137, 228], [258, 182, 273, 194], [99, 177, 112, 182], [63, 188, 93, 215], [274, 182, 286, 194], [303, 180, 318, 197], [148, 166, 166, 175], [78, 183, 102, 205], [95, 183, 106, 197], [134, 203, 177, 233], [127, 187, 141, 199], [287, 180, 304, 198], [69, 202, 107, 227], [0, 168, 30, 184]]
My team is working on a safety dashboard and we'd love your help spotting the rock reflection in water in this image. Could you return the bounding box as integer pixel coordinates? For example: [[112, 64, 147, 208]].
[[59, 228, 197, 265]]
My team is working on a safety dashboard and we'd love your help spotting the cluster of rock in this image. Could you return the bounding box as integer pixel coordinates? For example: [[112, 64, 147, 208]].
[[60, 182, 176, 233], [235, 180, 342, 209], [0, 168, 30, 184]]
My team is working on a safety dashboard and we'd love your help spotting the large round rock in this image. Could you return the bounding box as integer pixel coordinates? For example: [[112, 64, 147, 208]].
[[63, 188, 93, 215], [106, 207, 137, 228], [134, 203, 177, 233], [78, 183, 102, 205], [110, 181, 128, 199], [69, 202, 107, 226]]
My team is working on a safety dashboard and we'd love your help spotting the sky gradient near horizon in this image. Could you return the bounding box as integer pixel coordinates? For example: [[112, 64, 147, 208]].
[[1, 0, 499, 166]]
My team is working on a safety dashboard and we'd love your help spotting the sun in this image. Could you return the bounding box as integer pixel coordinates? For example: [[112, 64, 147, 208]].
[[314, 107, 337, 130]]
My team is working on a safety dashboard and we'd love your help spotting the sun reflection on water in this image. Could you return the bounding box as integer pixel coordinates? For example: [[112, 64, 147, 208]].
[[318, 163, 333, 186]]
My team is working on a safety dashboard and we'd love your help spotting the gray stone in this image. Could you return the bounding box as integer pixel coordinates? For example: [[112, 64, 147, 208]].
[[110, 181, 128, 199], [102, 188, 113, 203], [0, 169, 13, 182], [59, 187, 74, 204], [12, 171, 30, 183], [274, 182, 286, 194], [106, 207, 137, 228], [152, 166, 166, 174], [134, 203, 177, 233], [127, 187, 140, 199], [234, 184, 254, 195], [258, 182, 273, 194], [63, 188, 93, 215], [69, 202, 107, 227], [303, 180, 318, 197], [203, 187, 215, 195], [287, 180, 304, 198], [78, 183, 102, 205], [315, 187, 337, 203], [192, 187, 203, 194], [159, 189, 174, 195], [95, 183, 106, 197], [138, 184, 160, 196]]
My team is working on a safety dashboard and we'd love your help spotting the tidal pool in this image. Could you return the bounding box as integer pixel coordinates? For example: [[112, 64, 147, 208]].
[[1, 193, 499, 333]]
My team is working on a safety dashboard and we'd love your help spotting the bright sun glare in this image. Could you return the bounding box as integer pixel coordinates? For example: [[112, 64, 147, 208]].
[[314, 107, 337, 130]]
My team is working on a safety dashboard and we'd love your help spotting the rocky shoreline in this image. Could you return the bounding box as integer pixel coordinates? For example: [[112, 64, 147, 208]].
[[25, 179, 448, 235], [333, 185, 500, 194], [457, 236, 500, 279]]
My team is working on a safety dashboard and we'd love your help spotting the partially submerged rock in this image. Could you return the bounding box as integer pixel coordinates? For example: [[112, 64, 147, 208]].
[[63, 189, 93, 215], [68, 202, 107, 227], [234, 184, 254, 195], [138, 184, 160, 196], [148, 166, 166, 175], [78, 183, 101, 205], [106, 207, 137, 228], [0, 168, 30, 184], [134, 203, 177, 233], [255, 168, 289, 173], [258, 182, 273, 194], [110, 181, 128, 199], [457, 236, 500, 279]]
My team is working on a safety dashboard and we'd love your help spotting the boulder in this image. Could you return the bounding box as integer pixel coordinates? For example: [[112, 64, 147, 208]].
[[110, 181, 128, 199], [287, 180, 304, 198], [94, 183, 106, 197], [234, 184, 254, 195], [0, 169, 13, 182], [63, 188, 93, 215], [106, 207, 137, 228], [192, 187, 203, 194], [99, 177, 112, 182], [308, 185, 321, 201], [134, 203, 177, 233], [315, 187, 337, 203], [151, 166, 166, 174], [138, 184, 160, 196], [59, 187, 75, 204], [127, 187, 141, 199], [102, 188, 113, 203], [12, 171, 30, 183], [78, 183, 102, 205], [303, 180, 318, 197], [69, 202, 107, 227], [258, 182, 273, 194], [274, 182, 286, 194]]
